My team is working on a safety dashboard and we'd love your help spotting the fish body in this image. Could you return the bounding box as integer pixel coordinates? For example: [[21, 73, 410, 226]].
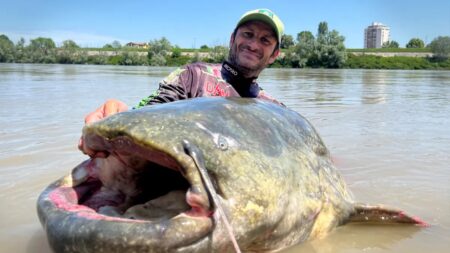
[[37, 97, 424, 253]]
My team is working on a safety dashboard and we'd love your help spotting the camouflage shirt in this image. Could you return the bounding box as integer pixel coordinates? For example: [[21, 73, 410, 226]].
[[135, 61, 283, 108]]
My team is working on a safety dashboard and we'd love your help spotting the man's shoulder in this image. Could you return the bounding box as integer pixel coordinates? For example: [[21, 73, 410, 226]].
[[163, 62, 220, 81], [185, 62, 223, 78], [186, 62, 221, 71]]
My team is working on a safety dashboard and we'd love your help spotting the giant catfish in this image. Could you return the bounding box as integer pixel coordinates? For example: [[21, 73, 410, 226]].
[[37, 97, 426, 253]]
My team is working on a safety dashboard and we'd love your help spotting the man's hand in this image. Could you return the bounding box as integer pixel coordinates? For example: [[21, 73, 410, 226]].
[[84, 99, 128, 124], [78, 99, 128, 157]]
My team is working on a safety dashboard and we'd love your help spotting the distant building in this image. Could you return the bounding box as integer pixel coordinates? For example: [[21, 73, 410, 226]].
[[125, 42, 149, 49], [364, 22, 390, 48]]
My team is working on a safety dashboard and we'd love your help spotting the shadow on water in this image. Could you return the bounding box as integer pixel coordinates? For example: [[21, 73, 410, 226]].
[[282, 224, 422, 253], [27, 222, 422, 253]]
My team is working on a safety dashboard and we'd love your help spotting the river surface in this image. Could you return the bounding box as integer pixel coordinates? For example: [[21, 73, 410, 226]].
[[0, 63, 449, 253]]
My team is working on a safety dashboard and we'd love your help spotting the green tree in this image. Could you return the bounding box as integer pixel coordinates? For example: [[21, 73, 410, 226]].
[[207, 45, 228, 63], [314, 28, 347, 68], [429, 36, 450, 60], [318, 22, 328, 37], [118, 51, 147, 65], [295, 31, 315, 67], [111, 40, 122, 49], [28, 37, 57, 63], [14, 38, 29, 63], [147, 37, 172, 66], [200, 45, 209, 50], [280, 34, 294, 49], [297, 22, 346, 68], [382, 40, 400, 48], [171, 46, 182, 58], [30, 37, 56, 51], [280, 46, 300, 68], [61, 40, 80, 50], [296, 31, 314, 44], [103, 44, 113, 49], [406, 38, 425, 48], [149, 54, 166, 66], [87, 51, 109, 65], [0, 34, 15, 62], [57, 40, 81, 64]]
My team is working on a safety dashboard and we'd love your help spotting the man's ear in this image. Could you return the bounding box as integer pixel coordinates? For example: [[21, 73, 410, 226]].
[[268, 48, 280, 64]]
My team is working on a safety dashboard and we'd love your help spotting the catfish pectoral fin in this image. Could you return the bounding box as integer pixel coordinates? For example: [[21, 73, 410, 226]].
[[348, 203, 428, 226]]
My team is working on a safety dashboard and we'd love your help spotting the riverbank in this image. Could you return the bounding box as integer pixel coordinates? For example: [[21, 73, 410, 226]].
[[2, 47, 450, 70], [342, 54, 450, 70]]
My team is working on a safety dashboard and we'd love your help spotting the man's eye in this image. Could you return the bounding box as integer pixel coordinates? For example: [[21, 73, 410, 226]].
[[261, 37, 271, 45], [243, 32, 253, 38]]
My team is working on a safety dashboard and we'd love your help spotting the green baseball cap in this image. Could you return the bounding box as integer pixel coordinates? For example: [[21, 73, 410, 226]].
[[236, 9, 285, 45]]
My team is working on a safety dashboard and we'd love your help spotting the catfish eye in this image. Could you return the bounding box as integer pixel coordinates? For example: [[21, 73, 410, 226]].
[[217, 136, 228, 151]]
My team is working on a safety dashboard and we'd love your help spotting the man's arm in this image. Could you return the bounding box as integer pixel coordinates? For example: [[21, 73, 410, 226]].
[[135, 66, 193, 108]]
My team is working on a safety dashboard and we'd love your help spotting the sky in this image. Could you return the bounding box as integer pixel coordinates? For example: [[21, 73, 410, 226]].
[[1, 0, 449, 49]]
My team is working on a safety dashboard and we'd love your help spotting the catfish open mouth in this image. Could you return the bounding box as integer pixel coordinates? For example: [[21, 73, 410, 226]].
[[37, 134, 217, 252], [60, 135, 214, 223], [38, 132, 244, 252]]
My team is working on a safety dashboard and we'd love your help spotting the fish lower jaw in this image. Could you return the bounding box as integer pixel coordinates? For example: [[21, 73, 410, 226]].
[[41, 164, 215, 250]]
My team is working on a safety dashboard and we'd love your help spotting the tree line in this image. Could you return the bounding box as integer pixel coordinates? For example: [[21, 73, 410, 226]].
[[1, 22, 449, 69], [276, 22, 449, 69]]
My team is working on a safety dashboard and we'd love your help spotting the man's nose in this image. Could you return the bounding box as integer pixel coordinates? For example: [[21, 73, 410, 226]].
[[246, 37, 259, 50]]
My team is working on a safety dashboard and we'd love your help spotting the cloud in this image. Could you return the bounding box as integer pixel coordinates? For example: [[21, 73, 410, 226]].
[[0, 30, 127, 47]]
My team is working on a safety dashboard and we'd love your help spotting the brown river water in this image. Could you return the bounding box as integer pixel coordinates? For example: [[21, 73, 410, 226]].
[[0, 63, 449, 252]]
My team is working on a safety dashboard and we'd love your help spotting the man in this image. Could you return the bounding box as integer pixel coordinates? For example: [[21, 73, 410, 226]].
[[80, 8, 284, 156]]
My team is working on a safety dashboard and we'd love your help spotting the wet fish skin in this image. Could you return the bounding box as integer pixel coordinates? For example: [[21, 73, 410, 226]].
[[37, 97, 422, 253]]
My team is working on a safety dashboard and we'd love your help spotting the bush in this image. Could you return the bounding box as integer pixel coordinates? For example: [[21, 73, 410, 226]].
[[429, 36, 450, 60], [0, 34, 15, 62], [165, 55, 190, 66]]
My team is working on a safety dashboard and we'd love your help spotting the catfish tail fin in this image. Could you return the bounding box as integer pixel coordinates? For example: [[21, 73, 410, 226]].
[[348, 203, 428, 227]]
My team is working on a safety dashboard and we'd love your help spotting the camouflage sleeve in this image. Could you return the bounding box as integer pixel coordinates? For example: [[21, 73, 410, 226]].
[[134, 67, 192, 109]]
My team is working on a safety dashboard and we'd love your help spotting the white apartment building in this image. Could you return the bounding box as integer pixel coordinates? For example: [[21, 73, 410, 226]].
[[364, 22, 390, 48]]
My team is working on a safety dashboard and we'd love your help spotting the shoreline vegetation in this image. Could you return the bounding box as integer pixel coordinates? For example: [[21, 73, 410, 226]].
[[1, 26, 450, 70]]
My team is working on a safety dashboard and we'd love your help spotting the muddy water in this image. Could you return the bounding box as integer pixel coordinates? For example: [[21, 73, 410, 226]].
[[0, 64, 449, 252]]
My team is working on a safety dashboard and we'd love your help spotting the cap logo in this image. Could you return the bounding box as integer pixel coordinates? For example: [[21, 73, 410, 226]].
[[258, 9, 274, 19]]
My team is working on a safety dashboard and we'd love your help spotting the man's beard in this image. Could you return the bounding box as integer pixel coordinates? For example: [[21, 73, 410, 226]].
[[228, 43, 264, 78]]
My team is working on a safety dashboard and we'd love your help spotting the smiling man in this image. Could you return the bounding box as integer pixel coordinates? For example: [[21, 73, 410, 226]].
[[229, 9, 283, 78], [80, 8, 285, 156]]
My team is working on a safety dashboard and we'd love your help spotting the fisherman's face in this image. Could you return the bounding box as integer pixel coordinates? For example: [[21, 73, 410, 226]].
[[229, 21, 280, 78]]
